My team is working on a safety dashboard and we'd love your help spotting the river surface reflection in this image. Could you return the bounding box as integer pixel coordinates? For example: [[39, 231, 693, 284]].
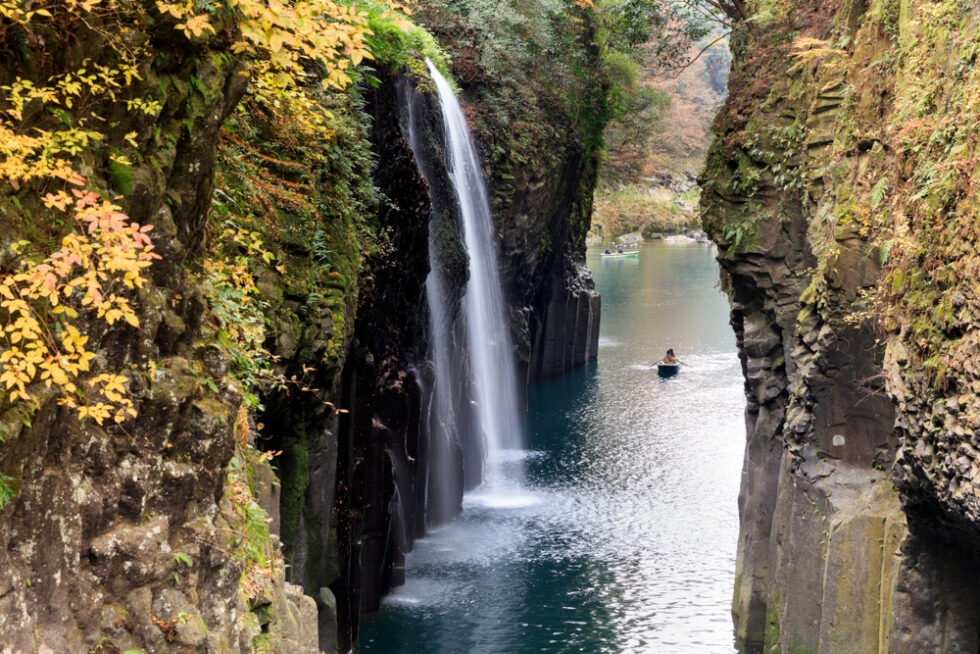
[[359, 242, 745, 653]]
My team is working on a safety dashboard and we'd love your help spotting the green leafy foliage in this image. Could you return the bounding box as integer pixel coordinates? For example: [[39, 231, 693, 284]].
[[414, 0, 611, 174], [108, 155, 134, 197], [0, 473, 15, 510], [358, 0, 452, 78], [870, 178, 889, 208]]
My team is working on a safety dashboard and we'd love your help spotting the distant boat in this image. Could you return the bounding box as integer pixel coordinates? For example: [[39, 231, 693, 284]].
[[600, 250, 639, 258], [657, 363, 679, 378]]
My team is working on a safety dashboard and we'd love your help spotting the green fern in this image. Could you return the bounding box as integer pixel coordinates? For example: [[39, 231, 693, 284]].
[[0, 473, 14, 509], [871, 178, 889, 208], [879, 239, 892, 266], [312, 229, 332, 264]]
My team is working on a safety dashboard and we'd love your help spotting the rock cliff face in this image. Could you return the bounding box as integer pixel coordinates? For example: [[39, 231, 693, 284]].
[[504, 156, 603, 381], [488, 97, 603, 383], [0, 11, 318, 653], [702, 0, 980, 651]]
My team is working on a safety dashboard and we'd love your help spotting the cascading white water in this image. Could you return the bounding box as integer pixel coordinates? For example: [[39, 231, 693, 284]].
[[400, 80, 463, 523], [426, 60, 524, 489]]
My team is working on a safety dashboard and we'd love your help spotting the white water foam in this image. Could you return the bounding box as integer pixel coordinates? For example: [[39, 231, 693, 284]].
[[465, 489, 543, 510], [427, 60, 525, 491]]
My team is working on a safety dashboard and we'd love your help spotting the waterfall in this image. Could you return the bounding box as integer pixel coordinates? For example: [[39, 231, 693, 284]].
[[400, 79, 464, 524], [425, 60, 524, 490]]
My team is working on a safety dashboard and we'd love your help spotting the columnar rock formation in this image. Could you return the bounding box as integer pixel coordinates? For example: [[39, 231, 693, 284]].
[[702, 0, 980, 651], [494, 144, 603, 381]]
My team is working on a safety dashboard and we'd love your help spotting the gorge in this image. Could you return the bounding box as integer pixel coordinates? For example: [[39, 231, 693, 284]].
[[5, 0, 980, 653], [359, 242, 744, 654]]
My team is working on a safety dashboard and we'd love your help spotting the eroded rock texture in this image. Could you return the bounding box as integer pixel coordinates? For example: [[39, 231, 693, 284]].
[[0, 14, 310, 654], [703, 0, 980, 651]]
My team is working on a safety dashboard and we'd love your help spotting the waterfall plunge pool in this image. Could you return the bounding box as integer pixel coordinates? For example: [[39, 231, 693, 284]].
[[359, 242, 745, 654]]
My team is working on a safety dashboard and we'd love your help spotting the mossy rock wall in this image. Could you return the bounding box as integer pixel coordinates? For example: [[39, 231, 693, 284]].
[[0, 12, 292, 654], [0, 9, 427, 654], [702, 0, 980, 651]]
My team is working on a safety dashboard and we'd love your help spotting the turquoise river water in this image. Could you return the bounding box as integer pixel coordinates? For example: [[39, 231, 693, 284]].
[[360, 242, 745, 653]]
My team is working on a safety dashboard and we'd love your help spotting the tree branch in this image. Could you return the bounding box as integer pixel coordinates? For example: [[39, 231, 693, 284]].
[[666, 31, 731, 78]]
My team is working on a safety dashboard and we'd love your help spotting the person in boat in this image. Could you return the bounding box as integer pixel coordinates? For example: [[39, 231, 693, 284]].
[[617, 247, 624, 253], [605, 248, 611, 254], [659, 348, 677, 365]]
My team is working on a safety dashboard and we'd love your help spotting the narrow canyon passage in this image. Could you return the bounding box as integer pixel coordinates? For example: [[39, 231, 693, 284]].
[[360, 243, 745, 653]]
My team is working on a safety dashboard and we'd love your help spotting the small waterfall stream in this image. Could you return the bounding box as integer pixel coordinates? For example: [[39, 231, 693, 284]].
[[402, 77, 465, 523], [425, 60, 524, 493]]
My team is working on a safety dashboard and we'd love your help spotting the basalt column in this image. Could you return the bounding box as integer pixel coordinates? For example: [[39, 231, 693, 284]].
[[333, 69, 462, 653]]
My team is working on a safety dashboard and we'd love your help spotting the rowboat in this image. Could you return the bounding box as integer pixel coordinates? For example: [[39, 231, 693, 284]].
[[657, 363, 679, 378], [600, 250, 639, 258]]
